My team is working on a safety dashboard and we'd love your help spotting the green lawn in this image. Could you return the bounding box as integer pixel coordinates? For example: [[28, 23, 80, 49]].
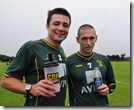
[[108, 61, 130, 106], [0, 61, 130, 106]]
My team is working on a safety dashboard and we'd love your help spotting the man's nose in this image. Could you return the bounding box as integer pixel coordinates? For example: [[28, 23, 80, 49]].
[[87, 39, 91, 45], [58, 24, 64, 30]]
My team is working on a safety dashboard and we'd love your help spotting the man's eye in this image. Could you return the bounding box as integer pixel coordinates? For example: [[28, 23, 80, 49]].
[[90, 37, 95, 40], [63, 24, 69, 28], [81, 37, 96, 41], [90, 37, 96, 41], [54, 23, 59, 26], [81, 38, 87, 40]]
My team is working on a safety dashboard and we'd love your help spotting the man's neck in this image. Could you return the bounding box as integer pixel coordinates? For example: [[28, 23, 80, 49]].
[[78, 51, 93, 58], [45, 37, 61, 49]]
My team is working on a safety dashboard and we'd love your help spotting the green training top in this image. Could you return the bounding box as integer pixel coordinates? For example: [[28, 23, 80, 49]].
[[67, 52, 116, 106], [4, 39, 67, 106]]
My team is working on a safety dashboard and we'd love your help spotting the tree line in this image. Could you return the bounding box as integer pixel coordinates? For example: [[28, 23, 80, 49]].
[[0, 54, 14, 62], [0, 53, 130, 62], [107, 54, 130, 61]]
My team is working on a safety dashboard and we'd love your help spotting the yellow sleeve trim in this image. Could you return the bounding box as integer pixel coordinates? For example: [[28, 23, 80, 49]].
[[3, 73, 11, 77], [109, 83, 116, 86]]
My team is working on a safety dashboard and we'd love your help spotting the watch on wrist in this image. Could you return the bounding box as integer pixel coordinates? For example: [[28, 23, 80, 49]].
[[25, 84, 32, 95]]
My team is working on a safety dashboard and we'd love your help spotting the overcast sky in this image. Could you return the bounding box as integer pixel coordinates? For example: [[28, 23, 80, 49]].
[[0, 0, 130, 57]]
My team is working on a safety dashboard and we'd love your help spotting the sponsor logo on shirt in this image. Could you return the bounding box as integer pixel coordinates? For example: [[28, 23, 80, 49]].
[[81, 70, 95, 93], [58, 63, 67, 88], [76, 64, 83, 68]]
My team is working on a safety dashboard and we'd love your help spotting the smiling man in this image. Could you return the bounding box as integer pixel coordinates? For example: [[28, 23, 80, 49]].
[[1, 7, 71, 106]]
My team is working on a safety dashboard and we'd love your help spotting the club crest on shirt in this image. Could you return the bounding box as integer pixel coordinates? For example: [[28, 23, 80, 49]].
[[96, 60, 103, 67]]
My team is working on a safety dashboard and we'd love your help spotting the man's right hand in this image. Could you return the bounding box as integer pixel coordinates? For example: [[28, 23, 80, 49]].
[[29, 79, 56, 98]]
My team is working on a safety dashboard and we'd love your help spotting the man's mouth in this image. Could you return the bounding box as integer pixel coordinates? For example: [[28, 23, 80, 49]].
[[86, 47, 92, 50], [56, 32, 65, 36]]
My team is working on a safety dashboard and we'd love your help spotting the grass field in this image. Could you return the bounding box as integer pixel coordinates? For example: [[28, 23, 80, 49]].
[[0, 61, 130, 106]]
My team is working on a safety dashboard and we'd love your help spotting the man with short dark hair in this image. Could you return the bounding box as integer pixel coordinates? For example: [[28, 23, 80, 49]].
[[1, 7, 71, 106], [67, 24, 116, 106]]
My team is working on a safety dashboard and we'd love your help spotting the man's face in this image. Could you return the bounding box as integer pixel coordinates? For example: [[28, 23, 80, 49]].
[[46, 14, 70, 43], [77, 28, 97, 56]]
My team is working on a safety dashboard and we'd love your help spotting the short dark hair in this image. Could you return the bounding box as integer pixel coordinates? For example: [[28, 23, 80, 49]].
[[47, 7, 71, 26], [77, 24, 96, 37]]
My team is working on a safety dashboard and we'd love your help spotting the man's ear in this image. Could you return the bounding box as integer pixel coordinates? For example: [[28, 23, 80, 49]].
[[76, 36, 80, 44], [46, 24, 49, 30], [95, 35, 98, 42]]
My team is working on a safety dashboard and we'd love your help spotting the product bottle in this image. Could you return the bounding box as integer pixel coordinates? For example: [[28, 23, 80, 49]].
[[94, 67, 102, 88], [43, 53, 60, 93]]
